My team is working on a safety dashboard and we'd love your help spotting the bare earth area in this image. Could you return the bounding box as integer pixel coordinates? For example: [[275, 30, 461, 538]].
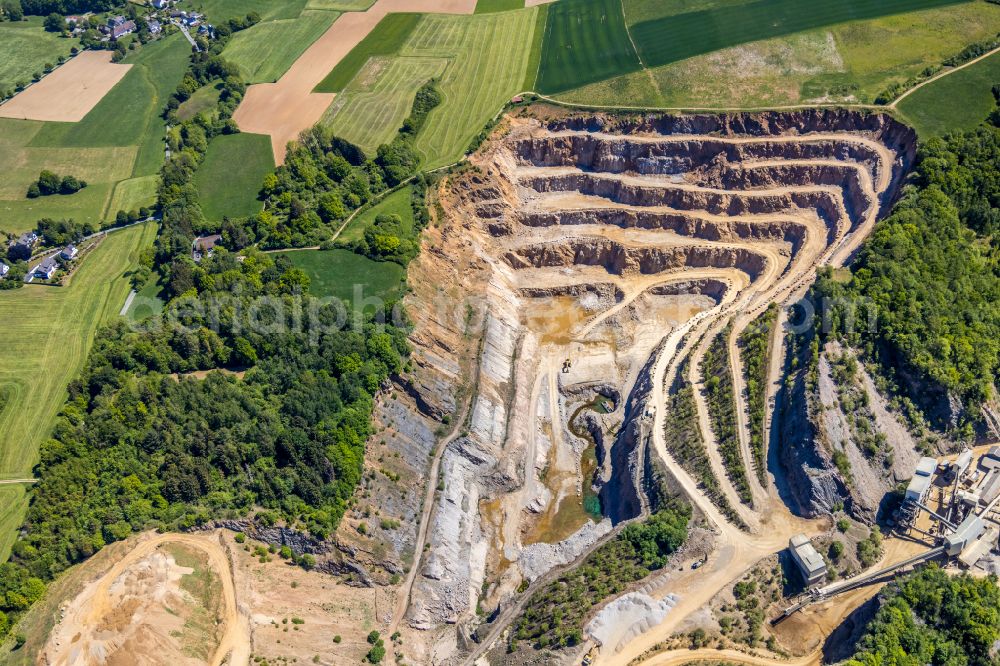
[[232, 0, 477, 164], [43, 532, 248, 666], [0, 51, 130, 122]]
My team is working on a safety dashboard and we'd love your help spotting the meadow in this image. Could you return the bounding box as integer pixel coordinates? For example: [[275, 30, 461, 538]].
[[337, 185, 415, 244], [278, 248, 406, 308], [0, 35, 189, 234], [176, 83, 222, 121], [0, 17, 77, 93], [313, 13, 422, 93], [105, 175, 159, 222], [476, 0, 524, 13], [191, 0, 307, 22], [0, 221, 157, 560], [323, 56, 449, 153], [897, 50, 1000, 136], [556, 0, 1000, 108], [306, 0, 376, 9], [221, 10, 339, 83], [195, 132, 274, 222], [534, 0, 641, 93]]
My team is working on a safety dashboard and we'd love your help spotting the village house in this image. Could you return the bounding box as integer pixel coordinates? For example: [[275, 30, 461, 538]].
[[0, 262, 9, 279], [32, 257, 59, 281], [60, 245, 78, 261], [151, 0, 171, 9], [147, 18, 162, 34], [192, 234, 221, 262], [9, 232, 38, 261], [108, 16, 137, 39]]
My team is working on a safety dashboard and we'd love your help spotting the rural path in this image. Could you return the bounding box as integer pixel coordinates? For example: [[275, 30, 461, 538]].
[[890, 44, 1000, 108], [0, 478, 37, 485], [233, 0, 478, 164]]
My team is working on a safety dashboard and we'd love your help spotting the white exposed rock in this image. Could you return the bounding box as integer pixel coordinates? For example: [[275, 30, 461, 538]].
[[518, 518, 613, 581], [586, 591, 679, 654]]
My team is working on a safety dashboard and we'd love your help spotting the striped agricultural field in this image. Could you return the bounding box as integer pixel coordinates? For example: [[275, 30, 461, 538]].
[[324, 56, 450, 153], [0, 221, 157, 560], [322, 8, 539, 168]]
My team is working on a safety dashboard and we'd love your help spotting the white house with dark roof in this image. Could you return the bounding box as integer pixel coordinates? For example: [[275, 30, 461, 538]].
[[0, 262, 9, 279], [60, 245, 78, 261], [32, 257, 59, 280]]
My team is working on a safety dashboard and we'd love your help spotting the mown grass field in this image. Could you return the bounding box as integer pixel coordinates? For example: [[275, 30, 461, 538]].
[[405, 9, 539, 167], [557, 0, 1000, 107], [898, 50, 1000, 137], [195, 133, 273, 222], [0, 35, 188, 234], [314, 13, 422, 93], [221, 10, 339, 83], [321, 9, 539, 166], [535, 0, 641, 93], [0, 221, 157, 560], [0, 17, 77, 92], [279, 248, 406, 308], [338, 185, 414, 244], [323, 56, 448, 153]]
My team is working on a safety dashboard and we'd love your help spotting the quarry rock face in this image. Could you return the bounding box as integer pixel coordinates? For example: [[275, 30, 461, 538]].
[[381, 108, 915, 661]]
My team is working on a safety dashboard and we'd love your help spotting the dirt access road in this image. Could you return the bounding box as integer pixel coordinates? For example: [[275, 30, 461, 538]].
[[232, 0, 477, 164], [43, 531, 249, 666]]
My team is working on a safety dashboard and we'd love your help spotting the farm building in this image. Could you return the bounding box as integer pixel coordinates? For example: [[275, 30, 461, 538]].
[[32, 257, 58, 280], [789, 534, 827, 586], [60, 245, 78, 261]]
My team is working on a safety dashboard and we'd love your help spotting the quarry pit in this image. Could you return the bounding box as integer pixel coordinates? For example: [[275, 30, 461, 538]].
[[382, 107, 917, 665]]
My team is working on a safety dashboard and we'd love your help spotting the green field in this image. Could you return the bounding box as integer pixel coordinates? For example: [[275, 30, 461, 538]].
[[177, 83, 223, 121], [195, 133, 274, 222], [314, 13, 422, 93], [338, 186, 414, 244], [898, 50, 1000, 136], [221, 10, 339, 83], [323, 56, 448, 153], [322, 9, 538, 166], [0, 35, 188, 233], [0, 17, 77, 92], [305, 0, 375, 9], [105, 175, 159, 221], [279, 248, 406, 307], [557, 0, 1000, 107], [191, 0, 307, 22], [535, 0, 641, 93], [476, 0, 525, 13], [0, 221, 157, 560], [406, 9, 539, 167], [536, 0, 977, 95]]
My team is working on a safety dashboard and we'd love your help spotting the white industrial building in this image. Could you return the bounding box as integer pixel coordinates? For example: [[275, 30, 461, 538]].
[[789, 534, 827, 586], [905, 456, 938, 503]]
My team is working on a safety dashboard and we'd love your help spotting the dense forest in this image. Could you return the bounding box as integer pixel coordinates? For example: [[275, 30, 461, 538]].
[[0, 18, 426, 643], [847, 565, 1000, 666], [815, 119, 1000, 430]]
